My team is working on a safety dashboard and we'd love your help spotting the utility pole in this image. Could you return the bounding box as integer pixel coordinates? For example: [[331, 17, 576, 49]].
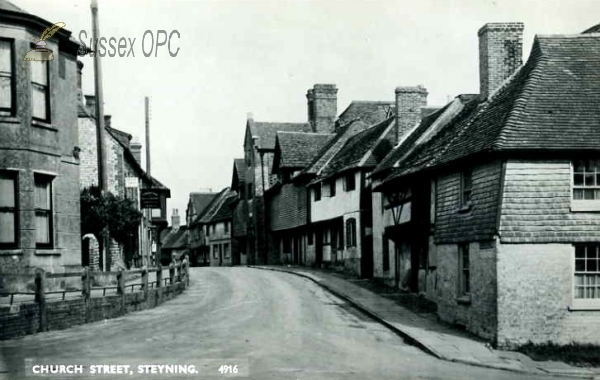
[[145, 96, 152, 267], [91, 0, 109, 271], [145, 96, 151, 177]]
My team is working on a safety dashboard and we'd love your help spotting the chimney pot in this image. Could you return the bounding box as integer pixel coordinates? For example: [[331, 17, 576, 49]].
[[172, 208, 180, 229], [478, 22, 524, 99], [307, 84, 337, 133]]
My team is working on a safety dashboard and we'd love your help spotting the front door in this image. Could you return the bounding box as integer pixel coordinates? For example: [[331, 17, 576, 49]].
[[315, 230, 323, 266]]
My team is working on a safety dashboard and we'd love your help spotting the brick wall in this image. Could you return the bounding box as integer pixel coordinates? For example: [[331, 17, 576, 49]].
[[496, 242, 600, 348], [435, 160, 502, 243], [0, 281, 186, 340], [395, 86, 427, 140], [499, 160, 600, 243], [434, 241, 498, 341]]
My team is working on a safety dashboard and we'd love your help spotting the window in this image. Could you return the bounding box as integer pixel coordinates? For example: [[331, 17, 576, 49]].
[[212, 225, 216, 234], [224, 221, 229, 233], [213, 245, 218, 259], [329, 179, 336, 197], [151, 208, 161, 218], [34, 174, 53, 248], [0, 171, 18, 248], [573, 160, 600, 200], [460, 169, 472, 209], [31, 59, 50, 121], [323, 229, 330, 245], [307, 231, 313, 246], [224, 243, 230, 259], [247, 183, 253, 199], [0, 39, 14, 116], [344, 173, 355, 191], [382, 236, 390, 272], [458, 243, 470, 297], [314, 185, 321, 201], [574, 245, 600, 307], [346, 218, 357, 248]]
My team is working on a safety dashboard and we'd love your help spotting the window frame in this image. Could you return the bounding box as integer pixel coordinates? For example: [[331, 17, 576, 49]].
[[329, 178, 336, 197], [224, 243, 230, 259], [459, 169, 473, 211], [571, 244, 600, 310], [34, 173, 53, 249], [0, 170, 18, 249], [458, 243, 470, 298], [344, 173, 356, 192], [0, 38, 15, 117], [345, 218, 357, 248], [30, 56, 51, 123], [571, 160, 600, 212], [314, 184, 321, 202]]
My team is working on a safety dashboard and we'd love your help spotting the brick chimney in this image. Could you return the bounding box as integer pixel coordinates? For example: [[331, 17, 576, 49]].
[[395, 85, 428, 143], [84, 95, 96, 116], [307, 84, 337, 133], [130, 137, 142, 165], [478, 22, 524, 99], [172, 208, 180, 229]]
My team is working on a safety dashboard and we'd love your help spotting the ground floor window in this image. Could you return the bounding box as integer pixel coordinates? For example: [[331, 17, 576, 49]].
[[382, 236, 389, 272], [346, 218, 356, 247], [34, 174, 53, 248], [0, 171, 17, 248], [213, 245, 218, 259], [574, 244, 600, 300], [224, 243, 230, 259], [458, 243, 470, 296]]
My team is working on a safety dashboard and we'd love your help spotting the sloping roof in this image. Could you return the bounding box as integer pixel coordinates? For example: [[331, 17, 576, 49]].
[[106, 126, 131, 148], [316, 117, 395, 181], [189, 192, 217, 216], [162, 226, 188, 250], [583, 24, 600, 34], [251, 122, 312, 150], [274, 132, 334, 170], [232, 159, 246, 189], [381, 33, 600, 185], [194, 187, 235, 225], [337, 101, 395, 127], [297, 119, 372, 179], [234, 159, 245, 178], [209, 194, 237, 223]]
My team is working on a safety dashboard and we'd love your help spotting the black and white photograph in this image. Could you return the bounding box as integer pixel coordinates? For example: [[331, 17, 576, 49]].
[[1, 0, 600, 379]]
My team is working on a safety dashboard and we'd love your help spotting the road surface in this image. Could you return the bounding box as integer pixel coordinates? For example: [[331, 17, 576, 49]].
[[0, 267, 555, 380]]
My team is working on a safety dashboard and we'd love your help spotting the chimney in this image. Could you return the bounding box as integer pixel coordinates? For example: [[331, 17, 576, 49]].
[[172, 208, 180, 229], [307, 84, 337, 133], [395, 85, 428, 143], [130, 137, 142, 165], [84, 94, 97, 117], [478, 22, 524, 99], [104, 115, 112, 129]]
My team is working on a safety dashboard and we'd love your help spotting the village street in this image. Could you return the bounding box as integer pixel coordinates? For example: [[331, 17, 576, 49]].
[[0, 268, 556, 380]]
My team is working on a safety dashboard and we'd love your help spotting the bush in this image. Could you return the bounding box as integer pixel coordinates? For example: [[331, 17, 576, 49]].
[[517, 341, 600, 367]]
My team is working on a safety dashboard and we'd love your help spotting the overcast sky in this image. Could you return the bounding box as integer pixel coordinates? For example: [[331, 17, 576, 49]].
[[18, 0, 600, 224]]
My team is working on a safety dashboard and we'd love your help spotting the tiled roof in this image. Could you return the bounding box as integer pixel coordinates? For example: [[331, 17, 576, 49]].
[[209, 194, 237, 223], [297, 119, 372, 179], [190, 192, 217, 216], [337, 101, 395, 127], [381, 33, 600, 185], [274, 132, 334, 170], [106, 126, 131, 148], [251, 122, 312, 150], [194, 188, 235, 225], [232, 159, 245, 189], [234, 159, 245, 178], [583, 24, 600, 34], [162, 226, 188, 250], [316, 117, 395, 181]]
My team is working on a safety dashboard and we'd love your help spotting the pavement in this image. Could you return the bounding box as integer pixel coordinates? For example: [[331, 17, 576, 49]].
[[250, 265, 600, 379], [0, 267, 563, 380]]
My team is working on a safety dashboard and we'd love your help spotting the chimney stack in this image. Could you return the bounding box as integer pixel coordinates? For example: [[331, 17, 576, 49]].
[[478, 22, 524, 99], [307, 84, 338, 133], [84, 95, 97, 117], [130, 137, 142, 164], [172, 208, 180, 229], [395, 86, 428, 143], [77, 60, 84, 105], [104, 115, 112, 129]]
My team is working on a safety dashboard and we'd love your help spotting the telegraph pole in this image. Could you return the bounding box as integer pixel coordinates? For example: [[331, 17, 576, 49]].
[[145, 96, 152, 267], [91, 0, 109, 270]]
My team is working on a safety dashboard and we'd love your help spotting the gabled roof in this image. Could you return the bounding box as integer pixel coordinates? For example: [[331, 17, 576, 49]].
[[161, 226, 188, 250], [231, 159, 246, 189], [106, 126, 131, 148], [315, 117, 395, 182], [583, 23, 600, 34], [189, 192, 218, 216], [248, 119, 312, 150], [337, 101, 395, 127], [193, 187, 235, 225], [297, 119, 372, 180], [209, 194, 237, 223], [272, 132, 334, 172], [380, 33, 600, 186]]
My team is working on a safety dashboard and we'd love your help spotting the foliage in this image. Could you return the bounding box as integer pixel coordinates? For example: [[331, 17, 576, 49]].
[[517, 342, 600, 367], [80, 186, 142, 244]]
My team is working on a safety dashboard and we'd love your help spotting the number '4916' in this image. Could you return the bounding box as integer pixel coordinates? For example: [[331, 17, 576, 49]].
[[218, 365, 238, 374]]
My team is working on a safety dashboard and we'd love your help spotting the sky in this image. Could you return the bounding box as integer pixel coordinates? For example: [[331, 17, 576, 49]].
[[15, 0, 600, 225]]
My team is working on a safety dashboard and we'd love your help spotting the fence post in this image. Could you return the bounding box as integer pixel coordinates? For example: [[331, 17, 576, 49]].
[[156, 266, 162, 288], [117, 269, 124, 295], [169, 263, 175, 285], [141, 267, 148, 300], [176, 262, 182, 283], [34, 269, 46, 332]]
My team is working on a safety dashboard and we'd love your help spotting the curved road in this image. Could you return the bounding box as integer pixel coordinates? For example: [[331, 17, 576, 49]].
[[1, 267, 552, 380]]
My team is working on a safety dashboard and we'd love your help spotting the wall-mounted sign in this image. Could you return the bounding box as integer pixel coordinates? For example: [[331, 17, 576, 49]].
[[140, 189, 161, 209], [125, 177, 138, 188]]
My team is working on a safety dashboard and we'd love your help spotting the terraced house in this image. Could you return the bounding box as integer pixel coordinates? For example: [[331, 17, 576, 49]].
[[0, 1, 81, 289], [372, 22, 600, 347]]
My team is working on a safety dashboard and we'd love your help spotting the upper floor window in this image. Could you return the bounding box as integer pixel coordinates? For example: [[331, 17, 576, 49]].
[[328, 179, 336, 197], [224, 221, 229, 233], [573, 160, 600, 200], [0, 40, 14, 116], [314, 185, 321, 202], [346, 218, 357, 248], [460, 169, 472, 209], [0, 171, 18, 248], [34, 174, 53, 248], [344, 173, 355, 191], [31, 60, 50, 122]]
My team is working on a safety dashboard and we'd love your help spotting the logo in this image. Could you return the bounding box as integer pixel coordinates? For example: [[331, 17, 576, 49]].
[[23, 22, 66, 61]]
